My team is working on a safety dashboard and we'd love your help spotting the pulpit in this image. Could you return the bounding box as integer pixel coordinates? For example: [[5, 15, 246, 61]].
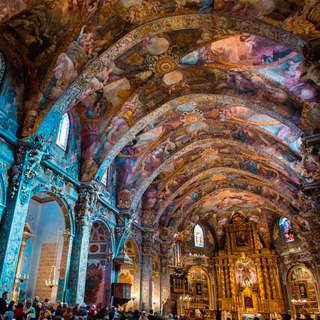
[[112, 283, 132, 306]]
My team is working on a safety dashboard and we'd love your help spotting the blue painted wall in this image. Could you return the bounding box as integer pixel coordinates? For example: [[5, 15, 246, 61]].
[[20, 199, 65, 299]]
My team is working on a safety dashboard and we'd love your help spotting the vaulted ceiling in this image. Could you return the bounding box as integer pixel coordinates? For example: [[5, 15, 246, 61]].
[[1, 0, 320, 248]]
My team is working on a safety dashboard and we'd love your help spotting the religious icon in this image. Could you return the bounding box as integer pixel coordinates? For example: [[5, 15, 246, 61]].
[[196, 283, 202, 295], [236, 231, 249, 247], [244, 296, 253, 309], [299, 283, 308, 299]]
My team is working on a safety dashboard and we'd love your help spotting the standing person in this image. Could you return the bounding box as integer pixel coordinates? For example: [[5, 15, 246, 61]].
[[63, 307, 73, 320], [133, 310, 140, 320], [148, 310, 156, 320], [32, 298, 41, 320], [114, 308, 119, 320], [25, 299, 36, 320], [4, 301, 15, 320], [139, 311, 148, 320], [0, 292, 9, 317], [88, 305, 97, 320], [39, 304, 52, 320], [14, 302, 25, 320], [109, 307, 115, 320]]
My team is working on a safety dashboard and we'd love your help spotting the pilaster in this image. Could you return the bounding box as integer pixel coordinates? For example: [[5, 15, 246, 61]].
[[68, 183, 99, 305], [140, 233, 153, 311], [160, 244, 171, 315], [0, 135, 46, 293], [56, 230, 74, 302]]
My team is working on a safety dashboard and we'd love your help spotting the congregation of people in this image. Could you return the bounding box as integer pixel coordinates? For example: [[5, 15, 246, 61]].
[[2, 292, 319, 320], [0, 292, 183, 320]]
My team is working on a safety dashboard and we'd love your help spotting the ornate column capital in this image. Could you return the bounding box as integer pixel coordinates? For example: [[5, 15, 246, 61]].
[[9, 135, 48, 203], [160, 242, 172, 255], [117, 188, 136, 209], [142, 232, 154, 256], [76, 182, 101, 223]]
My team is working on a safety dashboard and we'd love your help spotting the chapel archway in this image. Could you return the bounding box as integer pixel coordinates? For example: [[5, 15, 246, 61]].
[[85, 221, 112, 308], [288, 265, 320, 316], [119, 238, 140, 311], [186, 267, 212, 317], [15, 193, 70, 303]]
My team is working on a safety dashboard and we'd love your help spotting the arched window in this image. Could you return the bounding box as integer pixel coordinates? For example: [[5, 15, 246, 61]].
[[194, 224, 204, 248], [279, 217, 294, 243], [56, 113, 70, 151], [101, 170, 108, 186]]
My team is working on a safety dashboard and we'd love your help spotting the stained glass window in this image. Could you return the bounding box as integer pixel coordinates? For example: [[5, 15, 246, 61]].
[[194, 224, 204, 248], [56, 113, 70, 151], [279, 217, 294, 243]]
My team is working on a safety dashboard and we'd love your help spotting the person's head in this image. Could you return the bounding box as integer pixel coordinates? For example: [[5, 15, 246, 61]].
[[26, 298, 32, 308], [150, 310, 154, 315], [2, 291, 9, 300], [17, 302, 24, 308]]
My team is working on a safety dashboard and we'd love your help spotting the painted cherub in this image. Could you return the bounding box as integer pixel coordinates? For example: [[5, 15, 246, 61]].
[[78, 27, 96, 57]]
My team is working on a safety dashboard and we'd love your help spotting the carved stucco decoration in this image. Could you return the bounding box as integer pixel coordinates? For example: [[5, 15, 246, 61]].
[[282, 0, 320, 38]]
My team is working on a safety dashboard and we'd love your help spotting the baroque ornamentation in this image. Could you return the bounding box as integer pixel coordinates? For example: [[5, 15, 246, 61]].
[[9, 135, 47, 204], [76, 182, 101, 224]]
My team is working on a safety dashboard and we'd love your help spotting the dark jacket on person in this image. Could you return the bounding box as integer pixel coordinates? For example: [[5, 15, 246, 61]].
[[0, 298, 7, 315]]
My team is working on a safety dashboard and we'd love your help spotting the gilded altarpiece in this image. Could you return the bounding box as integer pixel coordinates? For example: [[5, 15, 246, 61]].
[[288, 266, 319, 315], [214, 216, 285, 316]]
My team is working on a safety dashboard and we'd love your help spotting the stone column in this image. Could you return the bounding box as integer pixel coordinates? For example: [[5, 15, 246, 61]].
[[0, 137, 45, 293], [68, 183, 99, 305], [140, 235, 153, 312], [160, 247, 171, 315], [56, 230, 74, 302], [68, 214, 92, 305]]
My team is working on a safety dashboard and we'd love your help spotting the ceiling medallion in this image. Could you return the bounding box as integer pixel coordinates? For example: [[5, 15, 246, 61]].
[[147, 47, 180, 75], [181, 109, 204, 125], [154, 56, 177, 75]]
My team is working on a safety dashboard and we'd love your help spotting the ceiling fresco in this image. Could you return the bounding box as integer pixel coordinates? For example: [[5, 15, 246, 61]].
[[1, 0, 320, 245], [181, 37, 320, 102]]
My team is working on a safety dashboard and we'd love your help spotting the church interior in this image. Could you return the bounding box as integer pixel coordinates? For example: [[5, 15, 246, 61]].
[[1, 0, 320, 319]]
